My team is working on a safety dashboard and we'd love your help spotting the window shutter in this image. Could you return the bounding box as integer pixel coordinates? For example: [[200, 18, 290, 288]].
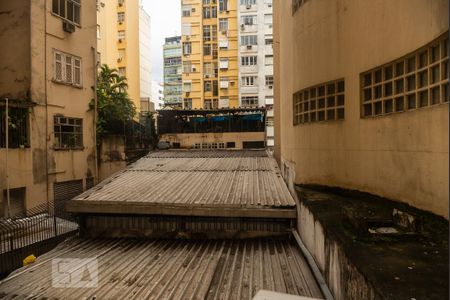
[[55, 52, 63, 81], [65, 55, 73, 83], [74, 58, 81, 86]]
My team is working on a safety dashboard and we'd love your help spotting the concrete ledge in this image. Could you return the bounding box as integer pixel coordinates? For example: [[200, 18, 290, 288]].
[[295, 185, 449, 300]]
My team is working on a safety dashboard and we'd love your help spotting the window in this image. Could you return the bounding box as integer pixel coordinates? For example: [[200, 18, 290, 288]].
[[2, 187, 26, 217], [182, 23, 192, 36], [117, 12, 125, 23], [293, 79, 345, 125], [204, 62, 214, 76], [118, 67, 126, 76], [242, 76, 256, 86], [204, 81, 212, 92], [52, 0, 81, 25], [54, 116, 83, 149], [118, 49, 125, 60], [183, 61, 192, 74], [265, 38, 273, 45], [219, 0, 228, 12], [242, 96, 259, 107], [265, 75, 274, 86], [118, 30, 125, 40], [265, 55, 274, 65], [0, 106, 29, 148], [53, 50, 82, 86], [203, 44, 212, 55], [183, 81, 192, 92], [118, 0, 125, 5], [183, 42, 192, 55], [203, 7, 217, 19], [241, 0, 256, 5], [203, 25, 211, 41], [361, 32, 448, 117], [242, 15, 257, 25], [182, 5, 192, 17], [241, 56, 257, 66], [264, 14, 272, 24], [184, 98, 193, 109], [219, 19, 228, 31], [219, 58, 229, 69], [241, 35, 258, 46]]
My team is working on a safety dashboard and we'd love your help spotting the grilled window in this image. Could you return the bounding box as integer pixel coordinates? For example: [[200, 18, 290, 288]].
[[241, 0, 256, 5], [183, 42, 192, 55], [361, 32, 449, 117], [265, 75, 274, 86], [293, 79, 345, 125], [0, 106, 30, 148], [54, 116, 83, 149], [52, 0, 81, 25], [219, 19, 228, 31], [182, 5, 192, 17], [242, 76, 256, 86], [242, 15, 257, 25], [183, 98, 193, 109]]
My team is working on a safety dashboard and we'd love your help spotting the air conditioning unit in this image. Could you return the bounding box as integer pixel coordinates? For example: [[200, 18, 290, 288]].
[[186, 36, 190, 40], [186, 92, 190, 96], [191, 8, 196, 12], [246, 4, 251, 9], [62, 21, 75, 33], [192, 67, 197, 72], [118, 3, 123, 6], [240, 24, 245, 31], [246, 45, 252, 49], [118, 39, 123, 43], [205, 74, 210, 78], [269, 85, 273, 89], [117, 58, 122, 62], [221, 30, 228, 35]]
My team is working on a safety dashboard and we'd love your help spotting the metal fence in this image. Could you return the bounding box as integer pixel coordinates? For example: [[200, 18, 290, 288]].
[[0, 202, 79, 278]]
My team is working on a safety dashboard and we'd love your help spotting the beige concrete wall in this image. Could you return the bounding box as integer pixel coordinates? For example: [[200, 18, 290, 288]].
[[0, 0, 97, 214], [160, 132, 265, 149], [274, 0, 449, 218], [99, 135, 126, 181]]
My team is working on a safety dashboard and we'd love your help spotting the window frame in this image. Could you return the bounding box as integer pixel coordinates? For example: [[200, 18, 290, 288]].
[[53, 50, 82, 87], [53, 116, 84, 150], [52, 0, 81, 26]]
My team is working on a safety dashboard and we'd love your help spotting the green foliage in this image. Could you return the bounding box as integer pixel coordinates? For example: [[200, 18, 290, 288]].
[[90, 64, 136, 138]]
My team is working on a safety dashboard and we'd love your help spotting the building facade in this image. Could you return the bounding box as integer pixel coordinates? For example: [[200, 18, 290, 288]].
[[151, 81, 165, 109], [139, 6, 152, 101], [237, 0, 274, 147], [181, 0, 239, 109], [97, 0, 142, 111], [0, 0, 97, 216], [274, 0, 449, 218], [163, 36, 183, 108]]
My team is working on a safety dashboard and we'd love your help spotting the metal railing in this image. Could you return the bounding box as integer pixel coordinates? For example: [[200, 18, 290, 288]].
[[0, 202, 79, 278]]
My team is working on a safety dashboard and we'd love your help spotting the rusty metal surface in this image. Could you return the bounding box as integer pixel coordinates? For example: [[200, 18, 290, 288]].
[[0, 238, 323, 299], [67, 151, 295, 218]]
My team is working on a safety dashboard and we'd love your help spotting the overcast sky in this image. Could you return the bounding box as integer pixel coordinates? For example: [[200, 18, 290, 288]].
[[142, 0, 181, 83]]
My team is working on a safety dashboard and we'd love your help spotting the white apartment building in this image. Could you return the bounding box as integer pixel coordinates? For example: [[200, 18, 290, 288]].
[[238, 0, 274, 147], [139, 6, 152, 100]]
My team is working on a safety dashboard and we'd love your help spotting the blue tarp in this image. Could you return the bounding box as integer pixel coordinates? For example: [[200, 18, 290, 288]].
[[242, 114, 262, 121]]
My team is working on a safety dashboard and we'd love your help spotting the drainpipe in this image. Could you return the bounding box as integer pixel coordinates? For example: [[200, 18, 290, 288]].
[[92, 47, 99, 183], [5, 98, 10, 218]]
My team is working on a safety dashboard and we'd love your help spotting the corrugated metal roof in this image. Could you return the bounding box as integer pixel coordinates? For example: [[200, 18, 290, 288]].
[[0, 238, 323, 299], [67, 151, 296, 218]]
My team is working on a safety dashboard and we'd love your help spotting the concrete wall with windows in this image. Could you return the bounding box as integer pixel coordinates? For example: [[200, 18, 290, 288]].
[[0, 0, 97, 215], [274, 0, 449, 218], [139, 7, 152, 100]]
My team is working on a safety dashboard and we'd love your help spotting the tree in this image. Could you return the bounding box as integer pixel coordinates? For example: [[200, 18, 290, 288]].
[[90, 64, 136, 139]]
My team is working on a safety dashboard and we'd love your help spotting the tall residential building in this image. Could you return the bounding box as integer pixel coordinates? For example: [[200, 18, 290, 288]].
[[238, 0, 274, 147], [97, 0, 142, 111], [0, 0, 97, 216], [163, 36, 183, 108], [274, 0, 449, 218], [181, 0, 239, 109], [139, 7, 152, 101], [151, 81, 165, 109]]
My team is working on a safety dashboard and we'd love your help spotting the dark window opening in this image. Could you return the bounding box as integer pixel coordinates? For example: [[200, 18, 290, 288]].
[[0, 106, 30, 148]]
